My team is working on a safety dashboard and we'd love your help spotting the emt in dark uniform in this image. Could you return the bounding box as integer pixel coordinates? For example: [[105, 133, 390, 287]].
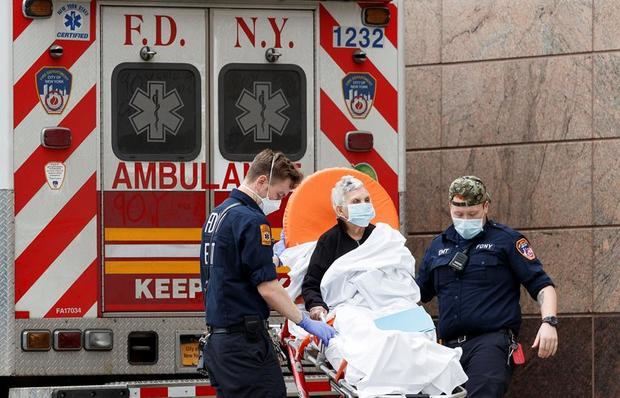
[[200, 150, 336, 398], [302, 175, 376, 320], [416, 176, 559, 398]]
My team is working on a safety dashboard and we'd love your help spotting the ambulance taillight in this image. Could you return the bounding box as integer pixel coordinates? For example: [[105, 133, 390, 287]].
[[362, 7, 390, 27], [21, 330, 52, 351], [53, 330, 82, 351], [346, 131, 374, 152], [22, 0, 53, 19], [41, 127, 72, 149]]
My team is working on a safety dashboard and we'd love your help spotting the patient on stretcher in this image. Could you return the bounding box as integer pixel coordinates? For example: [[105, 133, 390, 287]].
[[302, 176, 377, 321], [280, 175, 468, 397]]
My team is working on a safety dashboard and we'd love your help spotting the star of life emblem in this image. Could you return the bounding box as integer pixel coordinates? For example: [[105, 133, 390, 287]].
[[235, 81, 290, 143], [55, 3, 90, 41], [129, 81, 184, 143]]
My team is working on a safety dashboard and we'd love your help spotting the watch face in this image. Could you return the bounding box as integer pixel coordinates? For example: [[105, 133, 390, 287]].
[[544, 317, 559, 326]]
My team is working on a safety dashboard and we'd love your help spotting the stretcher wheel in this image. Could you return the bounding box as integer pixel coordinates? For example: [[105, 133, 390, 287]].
[[283, 167, 399, 247]]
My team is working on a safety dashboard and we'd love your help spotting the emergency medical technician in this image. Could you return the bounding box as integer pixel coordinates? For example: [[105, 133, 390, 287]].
[[416, 176, 559, 397], [200, 150, 336, 398]]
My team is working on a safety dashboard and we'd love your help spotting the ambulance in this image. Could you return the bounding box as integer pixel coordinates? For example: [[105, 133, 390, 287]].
[[0, 0, 406, 395]]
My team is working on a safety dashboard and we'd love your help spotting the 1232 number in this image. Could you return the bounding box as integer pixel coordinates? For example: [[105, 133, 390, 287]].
[[333, 26, 385, 49]]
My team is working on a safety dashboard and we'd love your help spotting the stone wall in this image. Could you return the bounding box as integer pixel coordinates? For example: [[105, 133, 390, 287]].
[[403, 1, 620, 396]]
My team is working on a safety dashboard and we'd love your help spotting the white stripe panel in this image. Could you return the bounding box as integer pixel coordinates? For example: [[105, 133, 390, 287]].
[[15, 131, 96, 257], [168, 386, 197, 397], [13, 16, 55, 82], [105, 244, 201, 259], [16, 218, 97, 317], [321, 2, 398, 89], [318, 132, 351, 169], [14, 44, 97, 168], [320, 48, 399, 172], [84, 302, 97, 318]]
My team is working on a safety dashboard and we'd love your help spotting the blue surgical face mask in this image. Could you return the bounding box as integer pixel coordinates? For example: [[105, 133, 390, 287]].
[[453, 218, 484, 240], [346, 203, 376, 227]]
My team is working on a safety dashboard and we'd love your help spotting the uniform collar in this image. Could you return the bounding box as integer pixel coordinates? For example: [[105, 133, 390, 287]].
[[230, 188, 263, 212], [443, 219, 493, 243]]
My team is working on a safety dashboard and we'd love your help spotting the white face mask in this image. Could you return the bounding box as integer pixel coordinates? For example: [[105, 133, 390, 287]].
[[452, 218, 484, 240], [245, 154, 282, 216], [346, 203, 376, 227]]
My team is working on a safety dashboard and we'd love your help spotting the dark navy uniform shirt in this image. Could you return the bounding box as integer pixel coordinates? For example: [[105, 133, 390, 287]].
[[416, 220, 554, 341], [200, 189, 277, 327]]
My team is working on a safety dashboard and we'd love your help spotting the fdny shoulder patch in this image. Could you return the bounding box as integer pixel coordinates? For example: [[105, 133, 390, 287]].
[[260, 224, 272, 246], [515, 238, 536, 260]]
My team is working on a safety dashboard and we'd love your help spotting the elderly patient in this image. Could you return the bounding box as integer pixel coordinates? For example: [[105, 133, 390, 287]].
[[302, 175, 376, 320]]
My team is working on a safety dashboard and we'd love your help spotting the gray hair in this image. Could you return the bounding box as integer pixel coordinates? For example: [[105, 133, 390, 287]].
[[331, 175, 365, 209]]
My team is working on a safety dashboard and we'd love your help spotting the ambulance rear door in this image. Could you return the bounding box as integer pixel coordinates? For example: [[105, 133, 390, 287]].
[[210, 7, 315, 234], [101, 6, 208, 315]]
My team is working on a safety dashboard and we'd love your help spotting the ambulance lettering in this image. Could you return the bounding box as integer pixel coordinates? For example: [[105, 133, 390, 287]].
[[111, 162, 250, 190], [135, 278, 201, 300], [234, 16, 294, 49], [124, 14, 185, 47]]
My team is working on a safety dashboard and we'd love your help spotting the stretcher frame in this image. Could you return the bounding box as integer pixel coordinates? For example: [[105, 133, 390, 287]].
[[277, 321, 467, 398]]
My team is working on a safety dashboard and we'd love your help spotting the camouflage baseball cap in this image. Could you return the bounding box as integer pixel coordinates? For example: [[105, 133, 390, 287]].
[[449, 176, 490, 207]]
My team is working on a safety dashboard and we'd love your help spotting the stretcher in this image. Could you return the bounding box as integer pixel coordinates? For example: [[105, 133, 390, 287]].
[[276, 320, 467, 398], [276, 168, 467, 397]]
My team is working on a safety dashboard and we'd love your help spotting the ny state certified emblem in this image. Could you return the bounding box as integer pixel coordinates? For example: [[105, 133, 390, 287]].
[[342, 72, 376, 119], [129, 81, 185, 143], [36, 67, 72, 114], [235, 81, 290, 143]]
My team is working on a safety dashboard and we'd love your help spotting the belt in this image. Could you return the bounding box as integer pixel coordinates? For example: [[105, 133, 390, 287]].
[[445, 329, 510, 346], [207, 320, 269, 334]]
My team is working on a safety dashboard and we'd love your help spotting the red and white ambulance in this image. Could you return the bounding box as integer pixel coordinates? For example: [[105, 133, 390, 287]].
[[1, 0, 406, 395]]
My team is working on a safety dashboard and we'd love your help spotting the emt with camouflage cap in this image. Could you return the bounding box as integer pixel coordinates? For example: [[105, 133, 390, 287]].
[[416, 176, 559, 397]]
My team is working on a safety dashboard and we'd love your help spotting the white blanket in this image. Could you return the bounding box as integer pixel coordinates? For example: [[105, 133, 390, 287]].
[[283, 223, 467, 397]]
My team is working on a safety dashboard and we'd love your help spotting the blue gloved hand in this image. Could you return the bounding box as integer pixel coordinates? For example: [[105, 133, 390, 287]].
[[297, 313, 337, 346], [273, 230, 286, 257]]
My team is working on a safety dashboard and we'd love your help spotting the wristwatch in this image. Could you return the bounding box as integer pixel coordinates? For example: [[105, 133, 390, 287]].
[[542, 316, 559, 327]]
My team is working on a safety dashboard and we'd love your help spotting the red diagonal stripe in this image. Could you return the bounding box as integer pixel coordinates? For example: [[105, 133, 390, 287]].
[[14, 86, 96, 214], [15, 174, 97, 302], [13, 0, 33, 40], [13, 1, 96, 128], [44, 259, 98, 318], [320, 4, 398, 132], [385, 3, 398, 48], [320, 90, 398, 204]]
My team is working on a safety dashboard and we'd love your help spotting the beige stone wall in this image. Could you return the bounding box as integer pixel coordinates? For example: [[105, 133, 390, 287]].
[[403, 1, 620, 396]]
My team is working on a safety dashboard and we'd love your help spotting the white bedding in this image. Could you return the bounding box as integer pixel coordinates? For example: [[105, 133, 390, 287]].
[[282, 223, 467, 397]]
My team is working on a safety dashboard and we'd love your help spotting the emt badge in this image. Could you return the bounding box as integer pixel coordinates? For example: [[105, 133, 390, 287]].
[[516, 238, 536, 260], [342, 73, 376, 119], [260, 224, 272, 246], [36, 67, 72, 114]]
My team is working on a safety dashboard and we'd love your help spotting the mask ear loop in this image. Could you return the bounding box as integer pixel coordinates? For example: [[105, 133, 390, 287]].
[[267, 153, 279, 200]]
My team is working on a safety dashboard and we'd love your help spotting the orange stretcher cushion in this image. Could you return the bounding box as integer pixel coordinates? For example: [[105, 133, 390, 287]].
[[283, 168, 399, 247]]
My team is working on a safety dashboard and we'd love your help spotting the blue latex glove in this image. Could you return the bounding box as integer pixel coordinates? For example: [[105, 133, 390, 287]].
[[297, 313, 337, 346], [273, 230, 286, 257]]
